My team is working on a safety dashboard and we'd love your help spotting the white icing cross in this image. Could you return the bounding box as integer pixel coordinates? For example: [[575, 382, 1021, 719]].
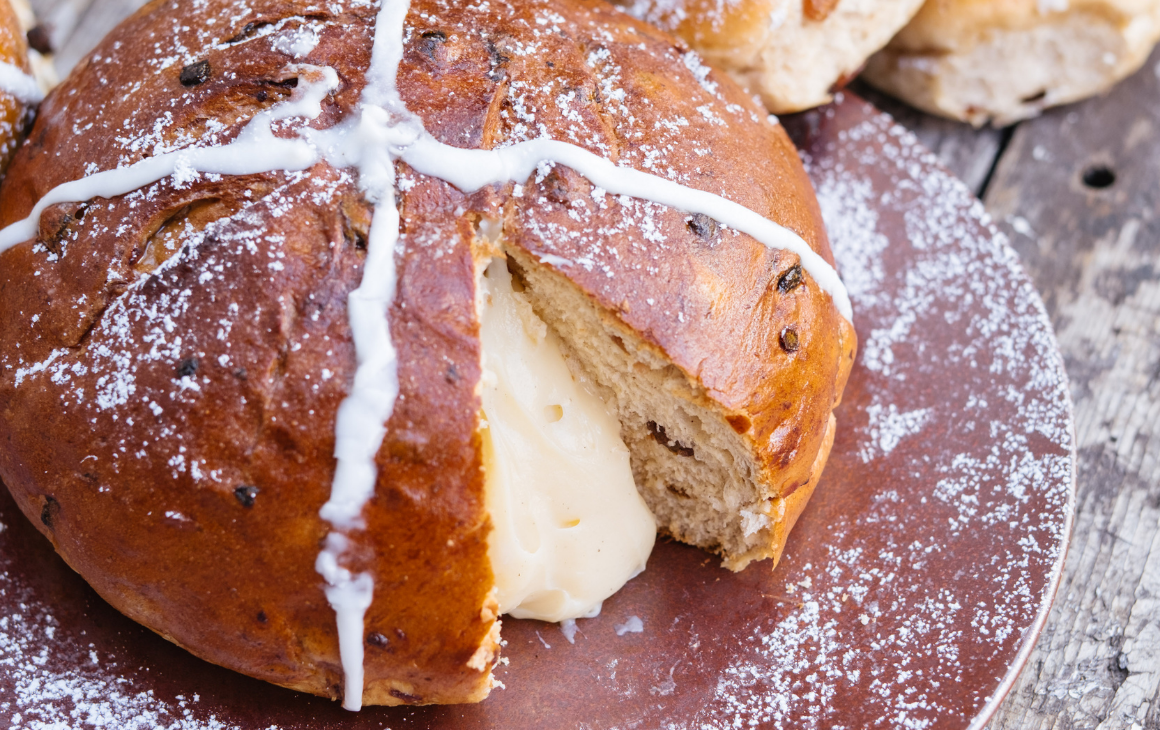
[[0, 61, 42, 105], [0, 0, 853, 712]]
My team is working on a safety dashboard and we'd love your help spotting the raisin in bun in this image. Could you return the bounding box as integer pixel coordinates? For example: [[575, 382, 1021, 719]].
[[0, 0, 854, 708], [0, 0, 38, 174], [864, 0, 1160, 125], [615, 0, 927, 113]]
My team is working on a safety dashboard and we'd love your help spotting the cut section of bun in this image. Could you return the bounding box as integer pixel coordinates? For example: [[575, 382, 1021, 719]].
[[864, 0, 1160, 126], [503, 245, 851, 571], [480, 256, 655, 623], [0, 0, 854, 707], [614, 0, 927, 113]]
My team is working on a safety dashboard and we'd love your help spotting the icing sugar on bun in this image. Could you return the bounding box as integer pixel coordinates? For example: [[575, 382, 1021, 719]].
[[864, 0, 1160, 125], [614, 0, 927, 113], [0, 0, 854, 709], [0, 0, 40, 174]]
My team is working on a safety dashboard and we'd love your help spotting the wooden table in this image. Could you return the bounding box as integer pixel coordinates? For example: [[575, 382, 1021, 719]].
[[22, 0, 1160, 727]]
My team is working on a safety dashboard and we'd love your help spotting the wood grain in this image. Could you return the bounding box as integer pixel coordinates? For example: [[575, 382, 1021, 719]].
[[982, 46, 1160, 730], [23, 0, 1160, 726]]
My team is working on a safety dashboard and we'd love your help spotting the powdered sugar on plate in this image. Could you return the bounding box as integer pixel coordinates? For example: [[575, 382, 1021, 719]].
[[0, 562, 277, 730]]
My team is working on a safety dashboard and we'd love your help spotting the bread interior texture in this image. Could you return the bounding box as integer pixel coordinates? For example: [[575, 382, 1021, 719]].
[[496, 246, 772, 569], [866, 10, 1160, 126]]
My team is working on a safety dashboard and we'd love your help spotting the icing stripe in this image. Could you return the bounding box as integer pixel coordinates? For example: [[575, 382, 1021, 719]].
[[0, 61, 43, 105], [397, 134, 853, 321], [308, 1, 414, 709], [0, 66, 338, 253]]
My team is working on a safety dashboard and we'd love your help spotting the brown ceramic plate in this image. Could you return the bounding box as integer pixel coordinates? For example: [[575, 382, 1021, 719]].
[[0, 92, 1074, 729]]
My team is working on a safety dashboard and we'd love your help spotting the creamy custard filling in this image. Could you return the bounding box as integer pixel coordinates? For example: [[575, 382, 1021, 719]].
[[479, 259, 656, 623]]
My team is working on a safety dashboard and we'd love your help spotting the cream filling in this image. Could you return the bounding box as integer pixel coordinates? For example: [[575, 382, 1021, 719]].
[[479, 259, 656, 623]]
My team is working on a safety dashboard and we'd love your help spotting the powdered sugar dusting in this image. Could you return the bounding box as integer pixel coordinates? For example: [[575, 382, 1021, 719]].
[[858, 400, 932, 463], [0, 560, 279, 729], [614, 616, 644, 636]]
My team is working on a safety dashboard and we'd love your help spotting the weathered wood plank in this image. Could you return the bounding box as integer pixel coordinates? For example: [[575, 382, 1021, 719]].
[[982, 45, 1160, 730]]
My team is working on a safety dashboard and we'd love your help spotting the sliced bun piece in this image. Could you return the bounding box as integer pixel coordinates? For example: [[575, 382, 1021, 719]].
[[0, 0, 35, 173], [614, 0, 927, 113], [863, 0, 1160, 126], [0, 0, 854, 707], [7, 0, 57, 94]]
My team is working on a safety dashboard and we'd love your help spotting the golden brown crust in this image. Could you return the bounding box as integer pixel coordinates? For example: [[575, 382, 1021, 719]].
[[0, 0, 31, 174], [0, 0, 494, 705], [804, 0, 841, 22], [752, 304, 853, 568], [757, 413, 836, 572], [0, 0, 852, 706]]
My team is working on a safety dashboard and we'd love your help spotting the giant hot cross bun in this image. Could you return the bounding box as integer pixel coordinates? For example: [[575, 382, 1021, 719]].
[[0, 0, 854, 708]]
